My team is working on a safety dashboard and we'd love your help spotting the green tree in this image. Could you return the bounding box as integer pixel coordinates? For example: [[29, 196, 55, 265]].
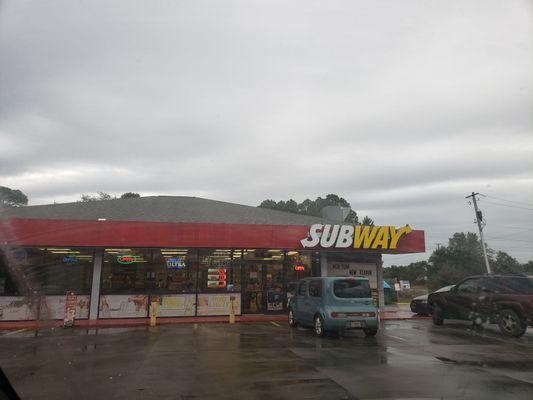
[[80, 192, 114, 202], [492, 251, 523, 274], [259, 193, 373, 224], [120, 192, 140, 199], [523, 261, 533, 273], [383, 261, 428, 284], [427, 232, 487, 290], [0, 186, 28, 207]]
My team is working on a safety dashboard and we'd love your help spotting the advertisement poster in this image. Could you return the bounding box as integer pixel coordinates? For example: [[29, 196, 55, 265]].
[[99, 294, 148, 318], [0, 296, 38, 321], [155, 294, 196, 317], [64, 292, 77, 327], [327, 262, 378, 288], [267, 290, 283, 311], [40, 295, 90, 320], [197, 293, 241, 316]]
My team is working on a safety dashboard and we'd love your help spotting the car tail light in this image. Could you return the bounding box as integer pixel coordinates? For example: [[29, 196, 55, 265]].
[[331, 312, 347, 318], [331, 312, 376, 318]]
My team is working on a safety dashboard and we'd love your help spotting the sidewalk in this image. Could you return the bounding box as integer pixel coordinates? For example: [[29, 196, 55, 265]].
[[0, 307, 428, 330]]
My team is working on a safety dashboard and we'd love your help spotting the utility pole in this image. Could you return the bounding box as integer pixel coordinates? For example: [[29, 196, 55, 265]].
[[466, 192, 491, 274]]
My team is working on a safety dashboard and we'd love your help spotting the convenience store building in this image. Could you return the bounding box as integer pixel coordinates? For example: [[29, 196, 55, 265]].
[[0, 196, 425, 327]]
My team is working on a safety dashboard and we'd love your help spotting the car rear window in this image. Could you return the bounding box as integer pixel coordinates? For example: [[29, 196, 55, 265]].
[[333, 279, 371, 298], [496, 277, 533, 294]]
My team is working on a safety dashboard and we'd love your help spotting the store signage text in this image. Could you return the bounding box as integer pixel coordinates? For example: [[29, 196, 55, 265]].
[[300, 224, 412, 250], [62, 255, 78, 263], [117, 255, 140, 264], [167, 258, 186, 269]]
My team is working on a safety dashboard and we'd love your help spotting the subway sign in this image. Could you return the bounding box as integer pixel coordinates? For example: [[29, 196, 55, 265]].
[[300, 224, 412, 250]]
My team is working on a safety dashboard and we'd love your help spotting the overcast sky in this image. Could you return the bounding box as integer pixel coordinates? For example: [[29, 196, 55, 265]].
[[1, 0, 532, 266]]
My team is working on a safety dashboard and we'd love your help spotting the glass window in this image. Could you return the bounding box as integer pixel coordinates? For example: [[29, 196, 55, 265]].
[[102, 248, 198, 294], [495, 277, 533, 294], [308, 280, 322, 297], [286, 251, 313, 285], [333, 279, 371, 298], [298, 281, 307, 295], [198, 249, 235, 293], [456, 279, 482, 294], [0, 247, 93, 295]]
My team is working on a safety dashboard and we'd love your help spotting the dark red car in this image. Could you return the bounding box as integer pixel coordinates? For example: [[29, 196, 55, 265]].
[[428, 274, 533, 337]]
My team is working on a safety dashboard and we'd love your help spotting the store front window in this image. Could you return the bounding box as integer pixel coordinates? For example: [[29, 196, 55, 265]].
[[0, 247, 93, 295], [101, 248, 197, 294]]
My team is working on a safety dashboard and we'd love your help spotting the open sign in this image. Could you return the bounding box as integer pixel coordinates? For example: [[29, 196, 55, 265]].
[[294, 265, 305, 271], [117, 255, 138, 264]]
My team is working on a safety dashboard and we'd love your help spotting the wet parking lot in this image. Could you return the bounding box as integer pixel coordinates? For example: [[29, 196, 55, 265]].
[[1, 320, 532, 400]]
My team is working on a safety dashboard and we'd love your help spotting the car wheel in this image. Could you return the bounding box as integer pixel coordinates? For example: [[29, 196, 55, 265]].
[[363, 328, 378, 337], [288, 309, 298, 328], [432, 304, 444, 326], [314, 314, 325, 337], [498, 309, 526, 338]]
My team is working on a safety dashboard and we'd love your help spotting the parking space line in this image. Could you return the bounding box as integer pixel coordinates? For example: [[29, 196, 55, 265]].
[[1, 329, 28, 337], [270, 321, 281, 327]]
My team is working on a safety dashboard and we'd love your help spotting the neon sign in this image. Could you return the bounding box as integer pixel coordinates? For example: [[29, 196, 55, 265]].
[[167, 258, 186, 270], [294, 265, 305, 271], [117, 255, 139, 264], [62, 256, 78, 263]]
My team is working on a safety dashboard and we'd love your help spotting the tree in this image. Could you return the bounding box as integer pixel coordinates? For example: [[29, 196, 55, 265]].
[[121, 192, 140, 199], [80, 192, 114, 202], [0, 186, 28, 208], [492, 251, 523, 274], [258, 193, 373, 224], [427, 232, 487, 290], [523, 261, 533, 273], [383, 261, 429, 284]]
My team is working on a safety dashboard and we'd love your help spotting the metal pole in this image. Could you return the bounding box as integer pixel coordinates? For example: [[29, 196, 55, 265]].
[[467, 192, 491, 274]]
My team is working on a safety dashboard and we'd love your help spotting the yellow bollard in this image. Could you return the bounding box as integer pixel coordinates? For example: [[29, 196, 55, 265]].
[[229, 295, 236, 324], [150, 299, 158, 327]]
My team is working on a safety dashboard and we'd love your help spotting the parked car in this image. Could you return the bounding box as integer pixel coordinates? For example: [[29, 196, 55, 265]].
[[428, 274, 533, 337], [410, 285, 455, 315], [288, 277, 379, 337]]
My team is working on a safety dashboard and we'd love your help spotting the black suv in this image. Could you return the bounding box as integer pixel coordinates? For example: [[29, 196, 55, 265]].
[[428, 274, 533, 337]]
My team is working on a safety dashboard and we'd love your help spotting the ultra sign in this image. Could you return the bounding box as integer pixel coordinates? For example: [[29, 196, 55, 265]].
[[300, 224, 412, 250]]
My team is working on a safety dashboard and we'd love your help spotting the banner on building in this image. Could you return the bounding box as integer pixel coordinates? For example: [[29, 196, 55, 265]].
[[197, 293, 241, 316], [98, 294, 149, 318]]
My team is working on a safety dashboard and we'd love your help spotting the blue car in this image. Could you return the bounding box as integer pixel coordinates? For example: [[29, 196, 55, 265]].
[[288, 277, 379, 337]]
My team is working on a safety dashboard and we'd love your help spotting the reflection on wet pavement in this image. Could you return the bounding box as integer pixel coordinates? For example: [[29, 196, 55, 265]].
[[0, 320, 532, 399]]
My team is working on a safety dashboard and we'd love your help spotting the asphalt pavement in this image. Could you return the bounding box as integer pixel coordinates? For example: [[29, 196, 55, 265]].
[[0, 319, 532, 399]]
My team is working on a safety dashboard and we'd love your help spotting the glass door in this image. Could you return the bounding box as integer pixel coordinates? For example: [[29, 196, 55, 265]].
[[243, 263, 263, 313]]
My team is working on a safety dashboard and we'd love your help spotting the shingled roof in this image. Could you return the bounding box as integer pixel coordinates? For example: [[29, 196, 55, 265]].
[[0, 196, 333, 226]]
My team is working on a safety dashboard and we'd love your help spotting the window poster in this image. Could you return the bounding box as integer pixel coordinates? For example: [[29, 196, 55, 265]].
[[0, 296, 39, 321], [327, 262, 378, 288], [197, 293, 241, 316], [40, 295, 90, 320], [99, 294, 149, 318], [154, 294, 196, 317]]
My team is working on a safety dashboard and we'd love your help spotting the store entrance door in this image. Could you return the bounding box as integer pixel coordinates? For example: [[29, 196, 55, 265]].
[[242, 261, 285, 314], [242, 264, 264, 313]]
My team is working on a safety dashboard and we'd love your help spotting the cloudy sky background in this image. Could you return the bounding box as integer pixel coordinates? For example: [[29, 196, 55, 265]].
[[1, 0, 532, 266]]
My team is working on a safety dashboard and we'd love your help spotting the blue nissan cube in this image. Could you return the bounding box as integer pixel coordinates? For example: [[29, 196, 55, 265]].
[[288, 277, 379, 337]]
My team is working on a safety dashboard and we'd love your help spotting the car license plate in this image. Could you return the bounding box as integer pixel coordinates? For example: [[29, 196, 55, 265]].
[[347, 321, 363, 328]]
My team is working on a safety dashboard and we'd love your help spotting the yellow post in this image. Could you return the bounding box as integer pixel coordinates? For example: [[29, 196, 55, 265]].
[[229, 295, 236, 324], [150, 298, 158, 327]]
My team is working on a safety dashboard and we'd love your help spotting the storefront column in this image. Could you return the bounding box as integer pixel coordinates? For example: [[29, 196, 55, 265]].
[[376, 257, 385, 310], [320, 253, 328, 277], [89, 250, 103, 320]]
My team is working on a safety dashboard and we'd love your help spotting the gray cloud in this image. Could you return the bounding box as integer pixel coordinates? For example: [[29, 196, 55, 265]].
[[1, 0, 532, 264]]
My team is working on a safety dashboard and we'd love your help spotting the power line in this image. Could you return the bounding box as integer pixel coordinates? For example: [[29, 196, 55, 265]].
[[482, 194, 533, 207], [481, 199, 533, 211]]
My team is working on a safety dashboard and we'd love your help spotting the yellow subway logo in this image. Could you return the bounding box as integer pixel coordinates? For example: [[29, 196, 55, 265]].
[[300, 224, 412, 250]]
